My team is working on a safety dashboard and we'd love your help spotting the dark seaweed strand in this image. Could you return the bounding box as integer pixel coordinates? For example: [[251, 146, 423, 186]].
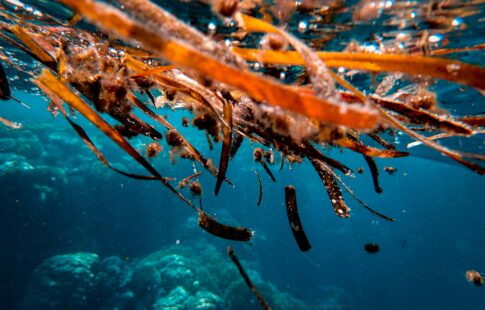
[[0, 61, 11, 99], [367, 132, 396, 150], [311, 159, 350, 218], [215, 100, 233, 195], [67, 118, 158, 180], [260, 159, 277, 182], [198, 210, 253, 241], [285, 185, 312, 252], [254, 170, 263, 206], [230, 133, 244, 158], [227, 246, 271, 310], [204, 130, 214, 150], [363, 155, 383, 193]]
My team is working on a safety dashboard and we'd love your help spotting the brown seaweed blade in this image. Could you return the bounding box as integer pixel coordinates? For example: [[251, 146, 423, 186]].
[[369, 95, 473, 135], [34, 78, 159, 180], [363, 155, 383, 194], [215, 100, 233, 195], [231, 47, 485, 91], [66, 118, 159, 180], [285, 185, 311, 252], [227, 245, 271, 310], [0, 116, 21, 129], [254, 170, 263, 207], [336, 136, 409, 158], [230, 133, 244, 159], [8, 25, 56, 69], [35, 69, 195, 208], [254, 148, 277, 182], [198, 210, 253, 241], [58, 0, 379, 130], [310, 159, 350, 218]]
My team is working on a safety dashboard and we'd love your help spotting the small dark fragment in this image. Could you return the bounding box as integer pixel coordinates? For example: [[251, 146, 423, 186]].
[[285, 185, 311, 252], [357, 167, 364, 174], [384, 166, 397, 175], [198, 211, 253, 241], [364, 243, 380, 253], [146, 142, 162, 158], [165, 129, 184, 147], [182, 117, 189, 127], [227, 245, 271, 310], [189, 181, 203, 196]]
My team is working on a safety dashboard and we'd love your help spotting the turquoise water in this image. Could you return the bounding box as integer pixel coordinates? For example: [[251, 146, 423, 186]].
[[1, 1, 484, 309]]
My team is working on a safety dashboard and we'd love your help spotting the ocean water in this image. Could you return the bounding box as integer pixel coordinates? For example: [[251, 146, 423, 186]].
[[0, 0, 484, 309]]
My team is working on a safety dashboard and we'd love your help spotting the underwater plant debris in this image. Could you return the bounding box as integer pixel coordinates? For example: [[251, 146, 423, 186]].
[[0, 0, 484, 308]]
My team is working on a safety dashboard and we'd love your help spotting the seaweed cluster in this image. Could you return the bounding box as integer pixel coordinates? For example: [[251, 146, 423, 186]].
[[0, 0, 484, 306]]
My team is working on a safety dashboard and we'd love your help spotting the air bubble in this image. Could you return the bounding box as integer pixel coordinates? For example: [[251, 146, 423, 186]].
[[298, 20, 308, 33]]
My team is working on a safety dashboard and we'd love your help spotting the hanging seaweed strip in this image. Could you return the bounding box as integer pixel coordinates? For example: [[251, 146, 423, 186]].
[[254, 170, 263, 207], [331, 171, 396, 222], [0, 61, 10, 99], [230, 133, 244, 159], [367, 132, 396, 150], [311, 159, 350, 218], [231, 47, 485, 91], [66, 118, 159, 180], [284, 185, 311, 252], [227, 245, 271, 310], [336, 136, 409, 158], [198, 210, 253, 241], [34, 69, 195, 209], [215, 100, 233, 195], [363, 155, 383, 193], [8, 25, 56, 69], [254, 148, 276, 182], [32, 78, 160, 180], [370, 95, 473, 135], [126, 92, 226, 181]]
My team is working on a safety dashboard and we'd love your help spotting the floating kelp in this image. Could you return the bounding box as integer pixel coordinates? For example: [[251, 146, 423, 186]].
[[0, 0, 483, 247]]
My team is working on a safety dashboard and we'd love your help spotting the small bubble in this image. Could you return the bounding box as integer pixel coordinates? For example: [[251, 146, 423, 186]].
[[208, 22, 217, 32], [298, 20, 308, 33]]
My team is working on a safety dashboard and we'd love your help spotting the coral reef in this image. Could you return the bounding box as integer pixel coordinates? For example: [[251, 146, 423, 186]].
[[23, 242, 350, 309], [23, 252, 99, 309]]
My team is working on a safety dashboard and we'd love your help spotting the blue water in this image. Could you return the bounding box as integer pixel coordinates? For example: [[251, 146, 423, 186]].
[[1, 1, 485, 309]]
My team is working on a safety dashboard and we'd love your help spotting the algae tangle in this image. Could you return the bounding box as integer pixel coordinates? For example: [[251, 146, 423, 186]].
[[0, 0, 484, 309]]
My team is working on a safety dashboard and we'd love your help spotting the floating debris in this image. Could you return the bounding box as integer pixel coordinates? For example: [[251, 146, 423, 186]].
[[384, 166, 398, 175], [364, 243, 380, 254], [198, 211, 253, 242], [145, 142, 162, 158], [465, 270, 484, 287]]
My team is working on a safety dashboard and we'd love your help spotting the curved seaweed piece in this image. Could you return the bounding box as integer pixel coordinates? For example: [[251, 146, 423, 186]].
[[285, 185, 312, 252]]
